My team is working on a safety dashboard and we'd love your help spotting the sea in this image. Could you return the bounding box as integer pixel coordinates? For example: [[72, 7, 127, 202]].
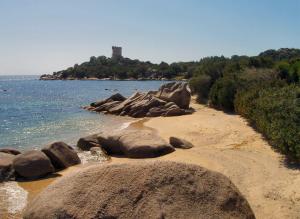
[[0, 75, 170, 151]]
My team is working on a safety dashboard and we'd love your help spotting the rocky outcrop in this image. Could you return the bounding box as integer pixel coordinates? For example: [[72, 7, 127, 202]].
[[77, 134, 101, 151], [85, 82, 192, 118], [39, 74, 62, 80], [169, 136, 194, 149], [12, 150, 54, 179], [97, 129, 175, 158], [156, 81, 191, 109], [0, 148, 21, 155], [0, 152, 15, 181], [24, 161, 255, 219], [91, 93, 126, 107], [42, 142, 81, 170]]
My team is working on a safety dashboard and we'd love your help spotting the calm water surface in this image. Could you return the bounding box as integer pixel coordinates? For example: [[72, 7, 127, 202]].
[[0, 75, 170, 150]]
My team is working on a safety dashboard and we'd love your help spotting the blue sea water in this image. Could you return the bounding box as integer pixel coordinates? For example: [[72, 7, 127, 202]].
[[0, 75, 170, 150]]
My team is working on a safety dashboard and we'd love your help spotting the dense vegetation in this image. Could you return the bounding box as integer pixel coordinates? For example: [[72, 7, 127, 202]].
[[46, 56, 197, 80], [189, 48, 300, 162]]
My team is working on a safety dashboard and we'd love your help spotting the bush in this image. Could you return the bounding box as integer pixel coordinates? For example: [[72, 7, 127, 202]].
[[189, 74, 211, 103], [209, 77, 238, 111], [235, 85, 300, 161]]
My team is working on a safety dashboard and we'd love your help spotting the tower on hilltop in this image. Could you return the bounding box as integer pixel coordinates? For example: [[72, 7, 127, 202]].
[[112, 46, 122, 59]]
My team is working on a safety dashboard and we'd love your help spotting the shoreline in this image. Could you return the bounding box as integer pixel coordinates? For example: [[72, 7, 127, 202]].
[[1, 100, 300, 218]]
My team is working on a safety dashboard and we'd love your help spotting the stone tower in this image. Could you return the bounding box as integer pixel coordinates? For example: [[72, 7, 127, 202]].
[[112, 46, 122, 59]]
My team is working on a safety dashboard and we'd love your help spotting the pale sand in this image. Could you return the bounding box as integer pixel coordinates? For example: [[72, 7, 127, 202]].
[[112, 100, 300, 219], [5, 100, 299, 218]]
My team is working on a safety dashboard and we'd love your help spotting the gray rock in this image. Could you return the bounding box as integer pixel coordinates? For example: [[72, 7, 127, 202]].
[[42, 142, 81, 170], [169, 137, 194, 149], [156, 82, 191, 109], [146, 106, 167, 117], [77, 134, 100, 151], [93, 101, 122, 112], [91, 93, 126, 107], [97, 129, 175, 158], [0, 148, 21, 155], [109, 92, 145, 115], [0, 152, 15, 181], [24, 161, 255, 219], [87, 82, 192, 118], [13, 150, 54, 179], [163, 107, 186, 116]]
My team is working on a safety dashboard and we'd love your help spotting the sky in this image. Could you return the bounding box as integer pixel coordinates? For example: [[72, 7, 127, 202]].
[[0, 0, 299, 75]]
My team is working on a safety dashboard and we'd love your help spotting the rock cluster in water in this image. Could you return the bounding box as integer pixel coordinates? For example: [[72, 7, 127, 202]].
[[85, 82, 193, 117], [0, 142, 81, 181]]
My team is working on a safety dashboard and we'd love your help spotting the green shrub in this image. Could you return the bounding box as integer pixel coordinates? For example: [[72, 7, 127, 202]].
[[189, 74, 211, 103], [209, 77, 238, 111], [235, 85, 300, 161]]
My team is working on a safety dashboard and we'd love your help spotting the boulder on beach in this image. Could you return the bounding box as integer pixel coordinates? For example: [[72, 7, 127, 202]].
[[0, 148, 21, 155], [42, 142, 81, 170], [97, 129, 175, 158], [156, 82, 191, 109], [24, 161, 255, 219], [169, 136, 194, 149], [12, 150, 54, 179], [77, 134, 101, 151], [86, 82, 192, 118], [0, 152, 15, 181]]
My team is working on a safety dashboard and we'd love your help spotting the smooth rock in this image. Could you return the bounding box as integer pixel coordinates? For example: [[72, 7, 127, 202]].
[[169, 137, 194, 149], [13, 150, 54, 179], [97, 129, 175, 158], [24, 161, 255, 219], [0, 148, 21, 155], [163, 105, 186, 116], [0, 152, 15, 181], [42, 142, 81, 170], [77, 134, 100, 151]]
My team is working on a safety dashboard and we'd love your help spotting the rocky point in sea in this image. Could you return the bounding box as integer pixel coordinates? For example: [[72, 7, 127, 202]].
[[84, 81, 194, 118]]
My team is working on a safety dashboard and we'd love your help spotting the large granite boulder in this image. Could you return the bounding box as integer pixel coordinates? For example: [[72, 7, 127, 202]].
[[42, 142, 81, 170], [156, 82, 191, 109], [0, 152, 15, 181], [12, 150, 54, 179], [24, 161, 255, 219], [97, 129, 175, 158], [86, 82, 192, 118], [0, 148, 21, 155]]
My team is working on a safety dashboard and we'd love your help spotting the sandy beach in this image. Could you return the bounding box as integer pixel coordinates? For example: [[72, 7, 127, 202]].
[[112, 100, 300, 219], [2, 99, 299, 219]]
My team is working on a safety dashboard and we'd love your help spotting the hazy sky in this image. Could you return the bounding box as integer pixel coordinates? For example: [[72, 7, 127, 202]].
[[0, 0, 299, 75]]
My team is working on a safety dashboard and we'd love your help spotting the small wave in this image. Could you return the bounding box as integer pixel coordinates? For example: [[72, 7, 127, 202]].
[[0, 181, 28, 216]]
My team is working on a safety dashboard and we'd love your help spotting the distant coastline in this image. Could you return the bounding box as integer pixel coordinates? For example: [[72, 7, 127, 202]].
[[39, 75, 186, 81]]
